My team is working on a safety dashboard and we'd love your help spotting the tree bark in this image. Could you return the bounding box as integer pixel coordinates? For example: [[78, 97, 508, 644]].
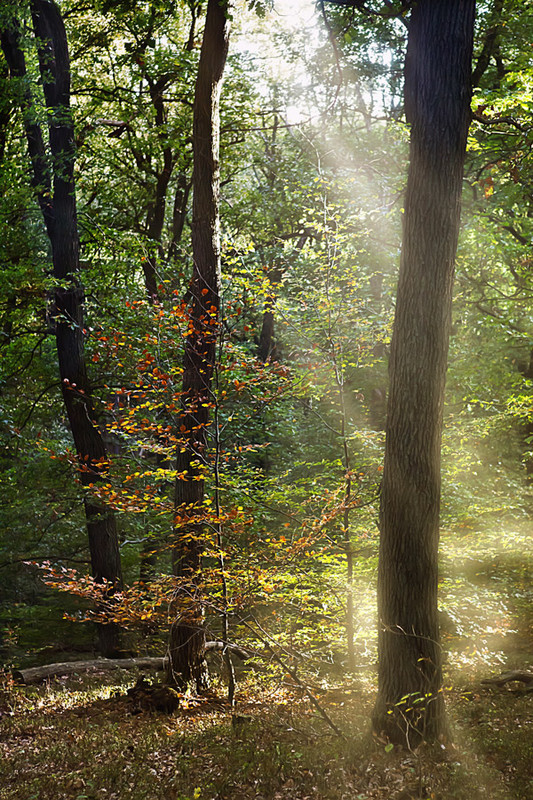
[[166, 0, 230, 691], [372, 0, 475, 746], [1, 2, 123, 656]]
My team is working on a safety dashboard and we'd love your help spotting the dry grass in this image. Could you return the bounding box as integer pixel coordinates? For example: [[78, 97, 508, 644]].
[[1, 664, 531, 800]]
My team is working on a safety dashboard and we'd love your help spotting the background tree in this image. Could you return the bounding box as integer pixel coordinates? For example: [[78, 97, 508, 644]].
[[1, 0, 123, 656]]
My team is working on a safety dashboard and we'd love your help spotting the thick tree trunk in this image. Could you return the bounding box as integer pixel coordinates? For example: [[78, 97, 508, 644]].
[[372, 0, 475, 746], [2, 2, 123, 656], [167, 0, 230, 691]]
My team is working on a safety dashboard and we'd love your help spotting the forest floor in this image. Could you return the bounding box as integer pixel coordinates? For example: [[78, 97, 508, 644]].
[[1, 521, 533, 800], [1, 666, 532, 800]]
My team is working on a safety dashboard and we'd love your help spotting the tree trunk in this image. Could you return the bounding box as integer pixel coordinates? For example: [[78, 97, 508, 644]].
[[2, 2, 123, 656], [522, 347, 533, 482], [257, 307, 276, 362], [166, 0, 230, 691], [142, 74, 175, 301], [372, 0, 475, 746]]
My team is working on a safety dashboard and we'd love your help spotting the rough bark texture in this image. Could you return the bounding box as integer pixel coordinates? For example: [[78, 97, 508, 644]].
[[2, 2, 123, 656], [167, 0, 230, 691], [372, 0, 475, 745]]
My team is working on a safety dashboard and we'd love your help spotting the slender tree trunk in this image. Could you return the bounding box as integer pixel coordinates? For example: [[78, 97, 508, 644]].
[[2, 1, 123, 656], [372, 0, 475, 746], [137, 76, 175, 580], [339, 388, 355, 673], [169, 173, 192, 261], [257, 306, 276, 362], [142, 75, 175, 301], [166, 0, 230, 691], [523, 347, 533, 483], [256, 232, 310, 363]]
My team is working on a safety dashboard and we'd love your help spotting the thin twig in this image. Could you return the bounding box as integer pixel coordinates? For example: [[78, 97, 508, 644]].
[[239, 616, 347, 739]]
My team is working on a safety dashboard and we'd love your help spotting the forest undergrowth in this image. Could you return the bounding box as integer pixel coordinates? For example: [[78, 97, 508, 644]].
[[1, 521, 533, 800]]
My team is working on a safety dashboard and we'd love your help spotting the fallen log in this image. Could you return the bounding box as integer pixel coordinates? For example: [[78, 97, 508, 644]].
[[481, 670, 533, 688], [204, 641, 252, 661], [12, 657, 167, 685], [12, 642, 252, 685]]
